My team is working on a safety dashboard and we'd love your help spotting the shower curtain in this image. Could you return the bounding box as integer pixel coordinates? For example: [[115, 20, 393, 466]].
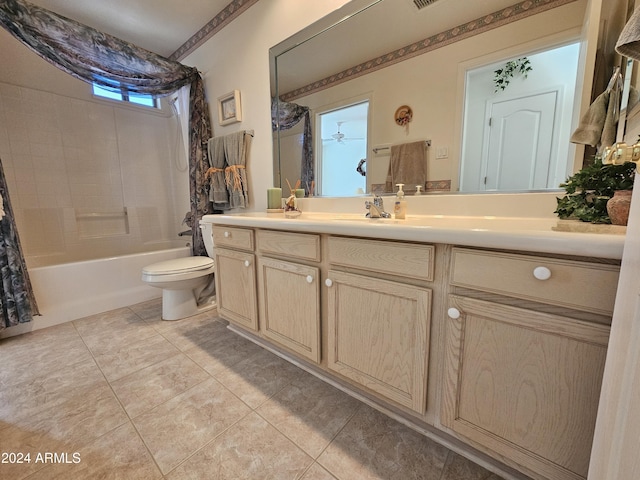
[[272, 98, 313, 194], [0, 157, 39, 329], [0, 0, 213, 256]]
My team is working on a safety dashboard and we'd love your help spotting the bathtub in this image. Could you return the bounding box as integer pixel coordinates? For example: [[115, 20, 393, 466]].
[[1, 246, 190, 338]]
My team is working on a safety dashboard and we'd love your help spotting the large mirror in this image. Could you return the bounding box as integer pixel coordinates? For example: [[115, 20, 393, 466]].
[[270, 0, 629, 197]]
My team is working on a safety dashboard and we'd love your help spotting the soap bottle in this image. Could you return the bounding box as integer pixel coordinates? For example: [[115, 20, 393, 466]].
[[394, 183, 407, 219], [415, 185, 423, 195]]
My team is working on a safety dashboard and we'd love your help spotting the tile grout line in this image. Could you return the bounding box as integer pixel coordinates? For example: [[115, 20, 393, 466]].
[[118, 308, 266, 477], [70, 314, 168, 478]]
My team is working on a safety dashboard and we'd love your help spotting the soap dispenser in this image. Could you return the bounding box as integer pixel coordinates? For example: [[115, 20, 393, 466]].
[[415, 185, 423, 195], [394, 183, 407, 219]]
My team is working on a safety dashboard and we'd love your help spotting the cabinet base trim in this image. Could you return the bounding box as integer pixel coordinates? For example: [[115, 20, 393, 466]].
[[226, 324, 529, 480]]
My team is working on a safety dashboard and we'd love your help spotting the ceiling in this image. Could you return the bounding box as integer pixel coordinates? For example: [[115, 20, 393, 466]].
[[275, 0, 537, 95], [27, 0, 233, 57]]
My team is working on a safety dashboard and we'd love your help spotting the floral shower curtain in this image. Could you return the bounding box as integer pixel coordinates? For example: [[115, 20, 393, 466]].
[[0, 0, 213, 256], [272, 98, 313, 194], [0, 157, 39, 330]]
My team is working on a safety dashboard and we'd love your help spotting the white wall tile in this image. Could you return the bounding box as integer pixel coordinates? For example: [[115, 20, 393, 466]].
[[0, 81, 186, 265]]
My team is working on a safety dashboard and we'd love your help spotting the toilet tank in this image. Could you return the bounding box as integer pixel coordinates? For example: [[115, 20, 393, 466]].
[[199, 220, 215, 257]]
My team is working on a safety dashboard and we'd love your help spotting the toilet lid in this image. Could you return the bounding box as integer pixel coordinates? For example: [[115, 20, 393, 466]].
[[143, 256, 214, 275]]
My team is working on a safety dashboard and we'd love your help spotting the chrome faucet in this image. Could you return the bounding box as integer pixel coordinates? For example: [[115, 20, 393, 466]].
[[365, 195, 391, 218]]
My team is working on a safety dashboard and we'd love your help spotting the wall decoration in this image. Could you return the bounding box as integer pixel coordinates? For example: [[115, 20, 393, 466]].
[[217, 90, 242, 125], [395, 105, 413, 134], [494, 58, 532, 92]]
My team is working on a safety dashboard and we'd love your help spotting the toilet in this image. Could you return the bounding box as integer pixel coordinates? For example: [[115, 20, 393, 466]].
[[142, 221, 216, 321]]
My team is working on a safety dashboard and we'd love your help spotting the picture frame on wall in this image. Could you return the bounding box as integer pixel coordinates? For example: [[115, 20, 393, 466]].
[[217, 90, 242, 125]]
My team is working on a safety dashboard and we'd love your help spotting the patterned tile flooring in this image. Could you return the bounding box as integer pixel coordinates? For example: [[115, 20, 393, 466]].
[[0, 299, 506, 479]]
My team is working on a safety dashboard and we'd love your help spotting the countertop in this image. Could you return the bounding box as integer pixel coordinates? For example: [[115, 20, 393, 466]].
[[201, 212, 626, 260]]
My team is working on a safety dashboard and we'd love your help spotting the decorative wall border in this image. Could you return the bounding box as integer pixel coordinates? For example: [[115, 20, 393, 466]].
[[280, 0, 579, 102], [170, 0, 261, 61]]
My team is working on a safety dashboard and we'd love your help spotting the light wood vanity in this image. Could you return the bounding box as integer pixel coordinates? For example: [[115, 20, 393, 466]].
[[204, 212, 622, 480]]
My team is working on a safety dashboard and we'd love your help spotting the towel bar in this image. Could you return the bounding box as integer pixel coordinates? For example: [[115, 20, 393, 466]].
[[372, 139, 431, 154]]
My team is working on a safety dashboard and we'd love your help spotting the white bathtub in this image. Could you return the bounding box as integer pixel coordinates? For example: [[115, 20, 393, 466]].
[[1, 246, 190, 338]]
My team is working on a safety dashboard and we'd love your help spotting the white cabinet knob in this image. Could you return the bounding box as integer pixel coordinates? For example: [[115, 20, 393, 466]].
[[447, 308, 461, 319], [306, 275, 314, 284], [325, 278, 333, 287], [224, 231, 230, 238], [533, 266, 551, 281], [244, 260, 250, 267]]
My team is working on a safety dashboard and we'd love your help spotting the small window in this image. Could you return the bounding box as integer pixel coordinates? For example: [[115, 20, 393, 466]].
[[92, 83, 158, 108]]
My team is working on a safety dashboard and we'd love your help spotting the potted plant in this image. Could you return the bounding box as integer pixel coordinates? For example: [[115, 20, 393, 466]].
[[555, 160, 636, 224]]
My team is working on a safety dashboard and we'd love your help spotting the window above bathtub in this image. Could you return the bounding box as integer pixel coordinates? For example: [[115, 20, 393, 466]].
[[92, 82, 158, 109]]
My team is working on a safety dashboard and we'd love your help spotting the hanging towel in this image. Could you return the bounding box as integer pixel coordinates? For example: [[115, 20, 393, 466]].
[[223, 131, 251, 208], [385, 141, 427, 194], [206, 136, 230, 209], [570, 91, 612, 147], [616, 7, 640, 61]]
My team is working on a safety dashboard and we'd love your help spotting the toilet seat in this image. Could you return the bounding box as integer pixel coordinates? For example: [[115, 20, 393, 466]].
[[142, 256, 215, 283], [143, 256, 213, 275]]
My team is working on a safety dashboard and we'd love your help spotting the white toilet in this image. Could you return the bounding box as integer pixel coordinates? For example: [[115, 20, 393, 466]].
[[142, 221, 216, 321]]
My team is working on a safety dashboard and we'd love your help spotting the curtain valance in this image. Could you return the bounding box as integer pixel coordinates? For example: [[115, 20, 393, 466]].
[[0, 0, 198, 96], [0, 0, 213, 256]]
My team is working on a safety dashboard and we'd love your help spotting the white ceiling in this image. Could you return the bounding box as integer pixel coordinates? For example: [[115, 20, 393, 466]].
[[27, 0, 232, 57], [275, 0, 531, 94]]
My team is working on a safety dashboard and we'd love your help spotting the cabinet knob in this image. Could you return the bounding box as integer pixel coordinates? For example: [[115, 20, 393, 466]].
[[244, 260, 250, 267], [447, 307, 461, 319], [533, 266, 551, 281], [224, 231, 230, 238], [325, 278, 333, 287], [306, 275, 314, 284]]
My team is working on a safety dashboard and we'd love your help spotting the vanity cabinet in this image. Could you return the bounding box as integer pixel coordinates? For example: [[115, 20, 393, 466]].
[[441, 247, 617, 480], [256, 230, 321, 363], [210, 218, 621, 480], [212, 226, 258, 331], [325, 236, 434, 414]]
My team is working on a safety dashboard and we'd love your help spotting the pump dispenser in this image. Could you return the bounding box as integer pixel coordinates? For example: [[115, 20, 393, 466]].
[[394, 183, 407, 219], [415, 185, 423, 195]]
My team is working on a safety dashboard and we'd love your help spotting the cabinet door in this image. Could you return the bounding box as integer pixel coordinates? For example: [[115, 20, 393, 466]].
[[442, 295, 609, 480], [326, 270, 431, 414], [257, 257, 320, 363], [214, 247, 258, 331]]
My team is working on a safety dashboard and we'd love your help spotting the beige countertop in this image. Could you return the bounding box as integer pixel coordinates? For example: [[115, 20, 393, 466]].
[[201, 212, 625, 260]]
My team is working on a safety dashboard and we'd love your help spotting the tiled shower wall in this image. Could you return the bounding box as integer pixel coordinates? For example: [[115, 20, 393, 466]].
[[0, 82, 190, 267]]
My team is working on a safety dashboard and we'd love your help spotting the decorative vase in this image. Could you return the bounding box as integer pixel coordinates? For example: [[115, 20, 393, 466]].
[[607, 190, 633, 226]]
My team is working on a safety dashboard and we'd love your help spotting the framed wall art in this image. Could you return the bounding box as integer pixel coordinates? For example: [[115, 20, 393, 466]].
[[217, 90, 242, 125]]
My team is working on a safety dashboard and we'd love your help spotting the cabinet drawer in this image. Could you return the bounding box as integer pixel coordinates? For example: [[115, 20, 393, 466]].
[[450, 248, 619, 315], [328, 236, 434, 281], [212, 226, 254, 251], [257, 230, 320, 262]]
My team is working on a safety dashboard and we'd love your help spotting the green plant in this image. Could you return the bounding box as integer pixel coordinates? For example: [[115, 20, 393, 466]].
[[555, 161, 636, 223], [494, 58, 532, 92]]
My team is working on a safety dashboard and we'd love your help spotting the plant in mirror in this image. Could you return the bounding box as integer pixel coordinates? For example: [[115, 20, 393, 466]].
[[270, 0, 628, 197]]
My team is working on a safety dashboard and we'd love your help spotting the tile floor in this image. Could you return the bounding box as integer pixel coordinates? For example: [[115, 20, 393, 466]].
[[0, 299, 506, 479]]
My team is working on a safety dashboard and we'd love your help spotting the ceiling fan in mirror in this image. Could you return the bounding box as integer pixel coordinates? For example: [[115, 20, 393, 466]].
[[322, 121, 364, 144]]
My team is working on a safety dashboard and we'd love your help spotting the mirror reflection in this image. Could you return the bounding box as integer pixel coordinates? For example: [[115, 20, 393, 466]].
[[270, 0, 619, 197]]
